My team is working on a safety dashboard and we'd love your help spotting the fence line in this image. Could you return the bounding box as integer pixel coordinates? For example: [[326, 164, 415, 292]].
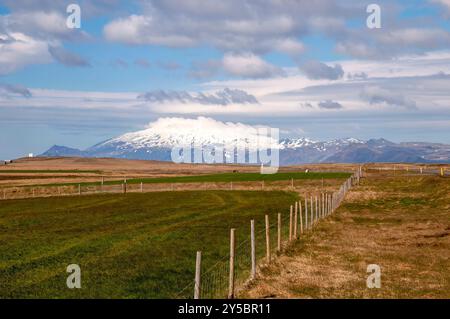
[[0, 177, 347, 201], [1, 165, 447, 201], [177, 168, 363, 299]]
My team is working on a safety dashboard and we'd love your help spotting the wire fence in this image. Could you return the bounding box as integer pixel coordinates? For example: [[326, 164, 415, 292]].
[[0, 178, 342, 201], [1, 165, 447, 201], [174, 169, 363, 299], [174, 212, 292, 299]]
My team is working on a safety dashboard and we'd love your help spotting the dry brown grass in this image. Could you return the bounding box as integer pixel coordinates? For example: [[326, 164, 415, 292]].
[[0, 157, 258, 187], [1, 157, 446, 188], [0, 157, 360, 188], [240, 173, 450, 299]]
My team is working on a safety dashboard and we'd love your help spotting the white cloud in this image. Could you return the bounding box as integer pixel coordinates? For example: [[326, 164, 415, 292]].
[[101, 1, 450, 61], [0, 9, 90, 73], [1, 51, 449, 124], [336, 27, 450, 59], [431, 0, 450, 13], [335, 41, 376, 59], [0, 32, 52, 75], [378, 28, 450, 49], [0, 88, 139, 110], [222, 52, 284, 79], [1, 0, 123, 17], [7, 11, 68, 38], [103, 15, 196, 47], [1, 11, 89, 41], [275, 38, 305, 56], [102, 0, 344, 54]]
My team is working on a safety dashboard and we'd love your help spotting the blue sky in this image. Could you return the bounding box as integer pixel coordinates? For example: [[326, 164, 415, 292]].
[[1, 0, 450, 159]]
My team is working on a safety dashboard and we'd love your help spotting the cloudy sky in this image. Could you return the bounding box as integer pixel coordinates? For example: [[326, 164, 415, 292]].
[[1, 0, 450, 159]]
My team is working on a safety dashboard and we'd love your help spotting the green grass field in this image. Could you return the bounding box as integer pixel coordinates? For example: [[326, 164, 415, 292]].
[[0, 190, 299, 298]]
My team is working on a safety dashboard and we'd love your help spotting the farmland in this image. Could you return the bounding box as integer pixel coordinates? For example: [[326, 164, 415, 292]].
[[23, 171, 352, 188], [0, 157, 358, 188], [1, 157, 448, 299], [0, 190, 299, 298], [241, 173, 450, 298]]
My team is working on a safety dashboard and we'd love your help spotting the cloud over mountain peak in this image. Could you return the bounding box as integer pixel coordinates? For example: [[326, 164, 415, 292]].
[[138, 88, 259, 105]]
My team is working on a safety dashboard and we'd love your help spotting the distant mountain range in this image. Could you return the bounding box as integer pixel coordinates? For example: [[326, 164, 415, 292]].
[[41, 126, 450, 164]]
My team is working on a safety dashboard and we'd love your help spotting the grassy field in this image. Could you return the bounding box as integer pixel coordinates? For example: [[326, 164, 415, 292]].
[[0, 190, 299, 298], [29, 172, 351, 187], [241, 174, 450, 298]]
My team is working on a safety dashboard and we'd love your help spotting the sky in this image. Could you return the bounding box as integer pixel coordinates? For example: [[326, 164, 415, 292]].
[[1, 0, 450, 159]]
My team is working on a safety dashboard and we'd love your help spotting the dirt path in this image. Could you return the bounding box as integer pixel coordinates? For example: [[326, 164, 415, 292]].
[[240, 173, 450, 298]]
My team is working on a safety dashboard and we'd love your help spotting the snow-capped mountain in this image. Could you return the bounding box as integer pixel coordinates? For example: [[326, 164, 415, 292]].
[[92, 117, 279, 152], [41, 117, 450, 164]]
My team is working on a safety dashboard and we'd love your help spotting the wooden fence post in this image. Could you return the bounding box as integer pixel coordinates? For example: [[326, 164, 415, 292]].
[[194, 251, 201, 299], [322, 194, 325, 218], [330, 194, 332, 215], [310, 196, 313, 226], [322, 193, 327, 218], [294, 201, 298, 238], [320, 193, 323, 218], [265, 215, 271, 263], [329, 194, 332, 215], [251, 220, 256, 280], [299, 201, 303, 234], [305, 197, 308, 230], [141, 182, 143, 192], [317, 196, 320, 220], [322, 193, 325, 218], [330, 194, 332, 213], [78, 184, 81, 195], [291, 178, 294, 189], [330, 194, 333, 214], [277, 214, 281, 252], [315, 196, 318, 223], [230, 181, 233, 190], [289, 205, 293, 241], [228, 228, 236, 299]]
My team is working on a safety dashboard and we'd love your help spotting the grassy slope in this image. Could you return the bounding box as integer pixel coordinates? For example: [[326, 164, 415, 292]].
[[0, 190, 298, 298], [241, 174, 450, 298]]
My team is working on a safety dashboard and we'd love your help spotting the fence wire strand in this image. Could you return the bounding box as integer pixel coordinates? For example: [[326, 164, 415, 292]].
[[175, 171, 362, 299]]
